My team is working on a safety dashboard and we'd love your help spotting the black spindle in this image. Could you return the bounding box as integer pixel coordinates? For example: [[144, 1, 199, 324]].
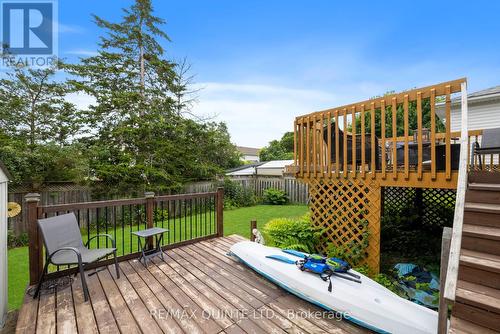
[[105, 206, 109, 248], [121, 205, 125, 256], [129, 204, 133, 254], [113, 206, 117, 253], [96, 207, 100, 248], [86, 208, 90, 247], [167, 200, 171, 244], [190, 198, 193, 240]]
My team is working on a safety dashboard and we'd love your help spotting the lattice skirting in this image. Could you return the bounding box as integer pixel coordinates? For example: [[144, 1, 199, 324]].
[[307, 178, 381, 274], [383, 187, 456, 226]]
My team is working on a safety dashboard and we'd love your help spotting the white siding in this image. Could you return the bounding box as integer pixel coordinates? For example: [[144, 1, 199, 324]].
[[0, 172, 7, 327], [448, 99, 500, 132], [256, 168, 284, 176], [437, 99, 500, 166]]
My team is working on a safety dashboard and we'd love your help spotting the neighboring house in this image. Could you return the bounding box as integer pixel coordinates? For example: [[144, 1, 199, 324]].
[[225, 160, 294, 177], [0, 161, 11, 327], [225, 162, 263, 177], [256, 160, 294, 176], [436, 85, 500, 132], [236, 146, 260, 162]]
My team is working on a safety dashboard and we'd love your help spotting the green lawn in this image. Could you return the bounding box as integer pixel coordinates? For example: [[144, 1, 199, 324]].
[[224, 204, 308, 238], [7, 204, 307, 310]]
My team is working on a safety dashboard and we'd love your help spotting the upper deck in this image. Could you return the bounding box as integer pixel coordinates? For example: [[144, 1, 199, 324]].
[[288, 78, 498, 189]]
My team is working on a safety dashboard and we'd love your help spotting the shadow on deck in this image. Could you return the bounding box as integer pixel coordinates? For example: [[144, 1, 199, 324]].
[[15, 235, 369, 334]]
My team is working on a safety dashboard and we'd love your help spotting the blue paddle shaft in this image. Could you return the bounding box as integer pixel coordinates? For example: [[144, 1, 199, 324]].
[[282, 249, 309, 258]]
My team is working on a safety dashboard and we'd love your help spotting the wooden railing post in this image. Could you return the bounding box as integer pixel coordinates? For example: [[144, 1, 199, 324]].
[[145, 191, 155, 249], [250, 220, 257, 241], [25, 193, 42, 286], [216, 187, 224, 237]]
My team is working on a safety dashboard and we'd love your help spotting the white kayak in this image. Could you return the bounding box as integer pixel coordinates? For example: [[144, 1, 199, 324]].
[[229, 241, 438, 334]]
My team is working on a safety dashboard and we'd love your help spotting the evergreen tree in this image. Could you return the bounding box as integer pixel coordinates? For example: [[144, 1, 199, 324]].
[[66, 0, 176, 125], [0, 63, 80, 150], [67, 0, 240, 195], [0, 62, 83, 186]]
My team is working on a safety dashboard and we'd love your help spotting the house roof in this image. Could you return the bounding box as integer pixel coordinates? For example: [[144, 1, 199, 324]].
[[236, 146, 260, 156], [226, 166, 256, 176], [225, 162, 263, 174], [442, 85, 500, 105], [256, 160, 294, 169], [0, 160, 11, 180], [466, 85, 500, 99]]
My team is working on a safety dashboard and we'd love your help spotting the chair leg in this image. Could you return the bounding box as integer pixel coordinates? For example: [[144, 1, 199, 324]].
[[33, 261, 49, 299], [78, 261, 90, 302], [114, 251, 120, 279]]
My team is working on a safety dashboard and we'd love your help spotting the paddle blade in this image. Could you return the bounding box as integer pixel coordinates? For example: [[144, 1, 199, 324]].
[[282, 249, 309, 258], [266, 255, 296, 264]]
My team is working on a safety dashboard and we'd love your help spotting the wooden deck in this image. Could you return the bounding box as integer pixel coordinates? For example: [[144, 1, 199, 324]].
[[16, 235, 369, 334]]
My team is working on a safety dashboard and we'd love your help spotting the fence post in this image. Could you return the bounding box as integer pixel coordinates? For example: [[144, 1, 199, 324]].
[[216, 187, 224, 237], [145, 192, 155, 249], [25, 193, 42, 285], [250, 220, 257, 241]]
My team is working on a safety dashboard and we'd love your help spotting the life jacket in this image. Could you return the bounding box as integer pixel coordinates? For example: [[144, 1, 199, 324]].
[[297, 255, 360, 291]]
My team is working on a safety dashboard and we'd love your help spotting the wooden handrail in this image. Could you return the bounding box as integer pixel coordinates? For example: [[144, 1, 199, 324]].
[[444, 81, 469, 303], [40, 197, 148, 213], [392, 130, 482, 143], [296, 78, 466, 118]]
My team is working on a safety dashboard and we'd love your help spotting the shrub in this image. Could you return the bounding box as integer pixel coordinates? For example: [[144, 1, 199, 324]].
[[154, 208, 169, 222], [326, 219, 369, 267], [263, 188, 288, 205], [217, 178, 256, 209], [7, 230, 29, 248], [381, 204, 452, 262], [263, 214, 321, 253]]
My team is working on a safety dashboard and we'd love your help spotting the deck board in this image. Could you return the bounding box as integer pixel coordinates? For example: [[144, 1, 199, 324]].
[[71, 274, 99, 334], [56, 283, 78, 334], [16, 236, 370, 334]]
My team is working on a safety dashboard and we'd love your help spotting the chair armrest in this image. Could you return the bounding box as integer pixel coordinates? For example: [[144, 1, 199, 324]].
[[47, 246, 82, 264], [85, 234, 116, 248]]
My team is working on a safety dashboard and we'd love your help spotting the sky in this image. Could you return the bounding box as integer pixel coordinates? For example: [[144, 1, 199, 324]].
[[53, 0, 500, 147]]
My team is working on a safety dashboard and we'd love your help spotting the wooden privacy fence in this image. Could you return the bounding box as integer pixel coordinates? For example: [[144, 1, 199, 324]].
[[8, 183, 91, 236], [291, 79, 473, 273], [187, 176, 309, 204], [25, 188, 224, 285]]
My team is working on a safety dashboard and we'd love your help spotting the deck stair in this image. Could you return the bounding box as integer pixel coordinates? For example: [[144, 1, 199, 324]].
[[449, 172, 500, 333]]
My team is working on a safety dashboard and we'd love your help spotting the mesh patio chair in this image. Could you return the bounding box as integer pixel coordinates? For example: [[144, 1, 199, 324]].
[[33, 213, 120, 302], [472, 127, 500, 169]]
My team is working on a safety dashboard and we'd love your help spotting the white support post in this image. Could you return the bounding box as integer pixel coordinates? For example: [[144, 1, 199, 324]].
[[444, 81, 469, 303]]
